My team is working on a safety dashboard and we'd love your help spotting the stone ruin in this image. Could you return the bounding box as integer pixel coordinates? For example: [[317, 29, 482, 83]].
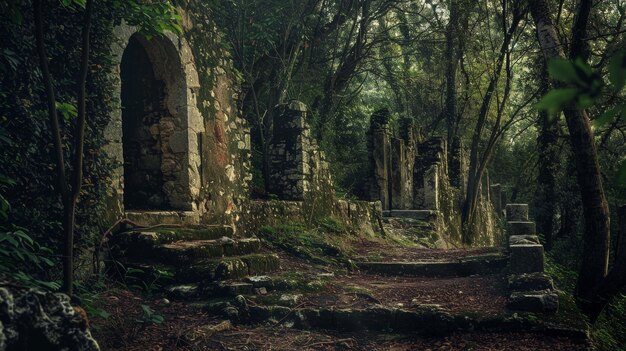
[[100, 14, 497, 244], [364, 110, 499, 246], [504, 203, 558, 313]]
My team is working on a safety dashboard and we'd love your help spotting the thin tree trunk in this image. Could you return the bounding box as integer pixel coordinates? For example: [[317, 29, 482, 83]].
[[462, 6, 522, 241], [444, 0, 460, 147], [534, 70, 559, 251], [34, 0, 93, 296], [529, 0, 614, 321], [62, 0, 93, 297]]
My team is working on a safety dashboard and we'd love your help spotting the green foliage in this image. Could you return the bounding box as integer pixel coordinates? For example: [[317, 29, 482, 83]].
[[0, 228, 60, 290], [55, 101, 78, 121], [536, 58, 604, 115], [120, 265, 174, 294], [112, 0, 182, 38], [536, 52, 626, 186], [136, 304, 164, 325]]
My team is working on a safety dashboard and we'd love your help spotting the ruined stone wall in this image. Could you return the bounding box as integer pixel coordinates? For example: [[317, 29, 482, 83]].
[[238, 101, 379, 235], [267, 102, 335, 215], [240, 199, 382, 237], [103, 2, 251, 230], [364, 112, 500, 247]]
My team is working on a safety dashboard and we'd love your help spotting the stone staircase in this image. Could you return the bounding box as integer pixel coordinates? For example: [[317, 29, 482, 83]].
[[381, 209, 442, 247], [107, 224, 280, 297], [504, 204, 558, 313]]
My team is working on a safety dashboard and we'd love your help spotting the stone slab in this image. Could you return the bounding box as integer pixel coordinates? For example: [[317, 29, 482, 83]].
[[507, 221, 536, 236], [508, 272, 554, 291], [507, 291, 558, 313], [357, 255, 508, 277], [509, 235, 540, 246], [509, 244, 544, 273], [505, 204, 529, 221]]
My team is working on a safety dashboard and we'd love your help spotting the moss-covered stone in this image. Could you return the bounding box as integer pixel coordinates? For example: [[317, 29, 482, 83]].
[[242, 254, 281, 276]]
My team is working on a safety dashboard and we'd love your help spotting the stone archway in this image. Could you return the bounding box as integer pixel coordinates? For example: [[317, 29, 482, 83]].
[[105, 26, 203, 215]]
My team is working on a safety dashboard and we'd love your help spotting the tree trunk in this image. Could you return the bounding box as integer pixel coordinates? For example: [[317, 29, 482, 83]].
[[444, 0, 460, 147], [529, 0, 614, 320], [462, 5, 522, 241], [534, 71, 559, 251], [33, 0, 93, 296]]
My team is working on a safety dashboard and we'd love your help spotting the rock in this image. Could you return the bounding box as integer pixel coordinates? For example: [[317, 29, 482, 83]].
[[222, 306, 240, 319], [278, 294, 302, 307], [166, 284, 198, 299], [508, 272, 554, 291], [219, 236, 236, 244], [0, 286, 100, 350], [505, 204, 529, 221], [509, 235, 540, 246], [183, 320, 231, 345], [223, 283, 253, 296], [507, 291, 558, 313], [509, 244, 544, 273], [245, 275, 274, 289], [254, 287, 268, 295]]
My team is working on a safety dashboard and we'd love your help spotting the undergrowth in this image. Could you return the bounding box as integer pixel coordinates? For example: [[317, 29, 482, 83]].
[[545, 256, 626, 350]]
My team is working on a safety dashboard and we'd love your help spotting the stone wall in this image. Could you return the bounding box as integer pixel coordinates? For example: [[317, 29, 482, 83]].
[[240, 199, 382, 236], [103, 3, 251, 230], [266, 102, 335, 218], [365, 112, 499, 247]]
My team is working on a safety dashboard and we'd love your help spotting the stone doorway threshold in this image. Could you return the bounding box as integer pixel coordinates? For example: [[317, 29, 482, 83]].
[[125, 210, 200, 226]]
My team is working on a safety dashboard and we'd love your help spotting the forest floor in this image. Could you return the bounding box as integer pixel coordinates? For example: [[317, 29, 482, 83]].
[[90, 248, 590, 350]]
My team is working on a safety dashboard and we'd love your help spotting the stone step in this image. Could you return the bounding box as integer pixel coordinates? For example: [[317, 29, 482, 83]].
[[507, 221, 536, 236], [215, 303, 586, 338], [509, 244, 544, 274], [157, 238, 261, 264], [357, 254, 508, 277], [508, 272, 554, 291], [108, 225, 235, 258], [382, 210, 437, 221], [118, 253, 280, 284], [507, 291, 558, 313], [125, 211, 201, 226]]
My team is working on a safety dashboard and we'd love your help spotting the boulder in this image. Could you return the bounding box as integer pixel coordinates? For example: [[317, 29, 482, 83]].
[[0, 286, 100, 351]]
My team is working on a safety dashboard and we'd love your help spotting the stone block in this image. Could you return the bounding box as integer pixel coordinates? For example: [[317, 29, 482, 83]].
[[509, 235, 540, 246], [507, 221, 536, 236], [506, 204, 529, 221], [509, 244, 544, 273], [508, 272, 554, 291], [507, 291, 558, 313]]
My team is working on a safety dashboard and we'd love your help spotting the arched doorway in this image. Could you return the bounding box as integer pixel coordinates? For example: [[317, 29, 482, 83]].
[[120, 33, 190, 210]]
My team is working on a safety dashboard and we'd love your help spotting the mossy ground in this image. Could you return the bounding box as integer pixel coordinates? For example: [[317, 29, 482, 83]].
[[544, 256, 626, 350], [257, 216, 420, 265]]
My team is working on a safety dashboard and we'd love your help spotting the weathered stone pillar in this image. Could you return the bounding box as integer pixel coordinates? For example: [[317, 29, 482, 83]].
[[390, 138, 405, 209], [368, 109, 392, 210], [268, 101, 310, 200]]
